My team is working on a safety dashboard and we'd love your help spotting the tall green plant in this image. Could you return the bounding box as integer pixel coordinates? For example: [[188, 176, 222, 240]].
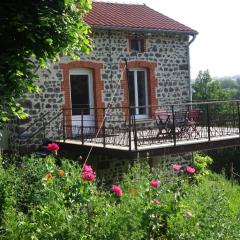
[[0, 0, 92, 121]]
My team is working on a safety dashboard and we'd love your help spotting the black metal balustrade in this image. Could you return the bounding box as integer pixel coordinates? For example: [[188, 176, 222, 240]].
[[58, 100, 240, 151], [14, 100, 240, 153]]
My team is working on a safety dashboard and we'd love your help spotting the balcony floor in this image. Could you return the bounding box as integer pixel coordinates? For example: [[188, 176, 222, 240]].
[[57, 127, 240, 157]]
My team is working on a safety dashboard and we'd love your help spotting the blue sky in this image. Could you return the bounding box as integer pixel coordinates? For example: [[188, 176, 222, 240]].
[[96, 0, 240, 79]]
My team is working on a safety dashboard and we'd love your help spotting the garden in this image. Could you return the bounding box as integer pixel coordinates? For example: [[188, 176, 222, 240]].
[[0, 144, 240, 239]]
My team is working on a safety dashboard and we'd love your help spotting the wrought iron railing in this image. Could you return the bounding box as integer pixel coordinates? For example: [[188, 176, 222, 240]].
[[11, 100, 240, 153], [58, 100, 240, 150], [14, 110, 64, 153]]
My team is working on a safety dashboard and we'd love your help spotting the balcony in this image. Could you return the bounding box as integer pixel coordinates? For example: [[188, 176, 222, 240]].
[[53, 100, 240, 156]]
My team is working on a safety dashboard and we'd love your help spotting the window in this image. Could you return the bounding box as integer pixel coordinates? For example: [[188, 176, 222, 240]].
[[129, 36, 145, 52], [129, 69, 148, 119]]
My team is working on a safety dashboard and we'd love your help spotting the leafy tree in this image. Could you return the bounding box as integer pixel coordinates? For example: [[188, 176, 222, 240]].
[[218, 78, 240, 99], [192, 70, 238, 117], [0, 0, 92, 121], [192, 70, 234, 101]]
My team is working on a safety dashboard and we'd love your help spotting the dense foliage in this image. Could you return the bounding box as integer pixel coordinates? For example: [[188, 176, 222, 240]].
[[0, 0, 92, 121], [192, 70, 236, 101], [207, 147, 240, 180], [0, 152, 239, 239], [192, 71, 240, 177]]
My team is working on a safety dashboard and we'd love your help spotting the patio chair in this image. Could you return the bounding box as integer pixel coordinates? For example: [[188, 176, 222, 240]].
[[155, 111, 172, 138], [186, 109, 201, 137], [173, 111, 188, 137]]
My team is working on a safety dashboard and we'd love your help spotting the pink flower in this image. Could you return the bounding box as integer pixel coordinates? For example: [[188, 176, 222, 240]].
[[81, 163, 95, 181], [82, 171, 95, 181], [186, 166, 196, 174], [150, 180, 160, 188], [172, 164, 182, 171], [47, 143, 59, 152], [112, 185, 123, 197], [82, 163, 93, 174]]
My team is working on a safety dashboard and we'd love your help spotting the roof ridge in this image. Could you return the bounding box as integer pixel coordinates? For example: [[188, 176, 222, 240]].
[[93, 1, 145, 6]]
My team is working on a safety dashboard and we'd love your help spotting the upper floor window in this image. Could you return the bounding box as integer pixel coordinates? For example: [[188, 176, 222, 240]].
[[129, 36, 145, 52]]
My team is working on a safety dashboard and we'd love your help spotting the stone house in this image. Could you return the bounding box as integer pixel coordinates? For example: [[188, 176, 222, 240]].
[[12, 1, 197, 151]]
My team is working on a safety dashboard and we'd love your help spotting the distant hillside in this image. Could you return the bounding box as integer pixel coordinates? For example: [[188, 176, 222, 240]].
[[214, 75, 240, 81]]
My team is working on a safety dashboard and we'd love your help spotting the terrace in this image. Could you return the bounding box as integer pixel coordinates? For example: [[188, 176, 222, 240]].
[[16, 100, 240, 157]]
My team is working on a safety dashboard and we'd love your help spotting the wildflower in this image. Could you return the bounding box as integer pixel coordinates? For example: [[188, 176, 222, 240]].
[[47, 143, 59, 152], [43, 173, 53, 181], [172, 164, 182, 171], [82, 163, 94, 174], [58, 170, 65, 176], [81, 163, 95, 181], [184, 210, 193, 217], [186, 166, 196, 174], [82, 171, 95, 181], [112, 185, 123, 197], [150, 180, 160, 188], [153, 198, 161, 205]]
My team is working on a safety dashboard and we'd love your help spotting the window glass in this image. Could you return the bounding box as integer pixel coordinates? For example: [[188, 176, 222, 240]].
[[128, 69, 148, 117], [137, 71, 147, 114], [70, 74, 90, 115], [129, 71, 136, 115], [131, 39, 141, 51]]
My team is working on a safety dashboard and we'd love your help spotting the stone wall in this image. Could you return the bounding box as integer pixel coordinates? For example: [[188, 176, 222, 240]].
[[15, 28, 191, 147], [91, 152, 193, 186], [149, 153, 193, 169]]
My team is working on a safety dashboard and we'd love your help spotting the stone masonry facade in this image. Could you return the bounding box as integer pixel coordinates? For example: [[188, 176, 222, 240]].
[[16, 29, 191, 147]]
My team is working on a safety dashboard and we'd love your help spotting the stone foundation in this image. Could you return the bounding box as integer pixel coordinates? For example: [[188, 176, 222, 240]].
[[88, 152, 193, 185], [149, 153, 193, 169]]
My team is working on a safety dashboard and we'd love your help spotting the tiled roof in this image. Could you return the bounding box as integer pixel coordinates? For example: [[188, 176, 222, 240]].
[[84, 1, 197, 35]]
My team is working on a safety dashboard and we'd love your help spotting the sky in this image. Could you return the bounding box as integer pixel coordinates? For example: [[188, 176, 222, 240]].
[[96, 0, 240, 79]]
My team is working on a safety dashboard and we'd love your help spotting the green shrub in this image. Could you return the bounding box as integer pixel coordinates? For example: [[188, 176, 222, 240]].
[[167, 174, 240, 240], [0, 153, 239, 239], [192, 152, 213, 182]]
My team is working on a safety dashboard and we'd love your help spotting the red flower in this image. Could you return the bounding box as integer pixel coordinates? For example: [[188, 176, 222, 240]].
[[81, 171, 95, 181], [172, 164, 182, 171], [186, 166, 196, 174], [47, 143, 59, 152], [58, 170, 65, 176], [150, 180, 160, 188], [112, 185, 123, 197]]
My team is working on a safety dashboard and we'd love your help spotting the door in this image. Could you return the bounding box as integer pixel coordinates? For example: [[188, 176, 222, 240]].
[[70, 69, 95, 135], [129, 68, 148, 119]]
